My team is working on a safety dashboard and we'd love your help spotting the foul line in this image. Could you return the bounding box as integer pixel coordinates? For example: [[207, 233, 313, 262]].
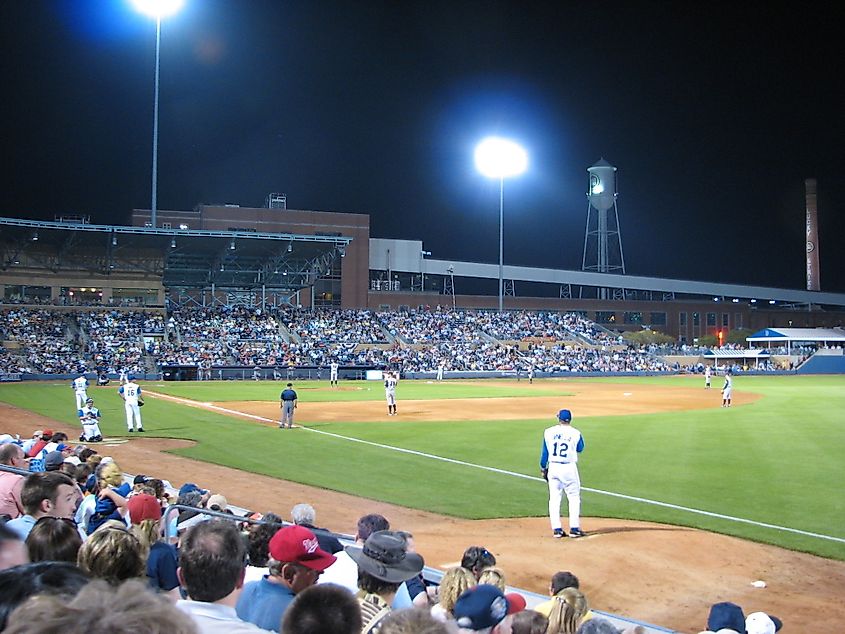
[[146, 390, 845, 545]]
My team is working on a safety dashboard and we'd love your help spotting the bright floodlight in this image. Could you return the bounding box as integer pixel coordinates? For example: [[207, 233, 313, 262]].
[[131, 0, 185, 18], [474, 137, 528, 179]]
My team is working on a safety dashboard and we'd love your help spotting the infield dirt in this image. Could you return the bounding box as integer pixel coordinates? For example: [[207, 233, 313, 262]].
[[2, 379, 843, 633]]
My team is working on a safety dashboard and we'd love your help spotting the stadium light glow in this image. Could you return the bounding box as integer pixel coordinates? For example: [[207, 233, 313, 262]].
[[132, 0, 185, 228], [474, 136, 528, 312], [131, 0, 184, 18]]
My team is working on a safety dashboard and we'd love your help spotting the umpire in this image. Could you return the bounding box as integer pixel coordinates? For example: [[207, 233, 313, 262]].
[[279, 382, 298, 429]]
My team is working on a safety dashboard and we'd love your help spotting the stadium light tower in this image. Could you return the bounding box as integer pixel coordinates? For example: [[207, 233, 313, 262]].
[[132, 0, 185, 228], [474, 137, 528, 311]]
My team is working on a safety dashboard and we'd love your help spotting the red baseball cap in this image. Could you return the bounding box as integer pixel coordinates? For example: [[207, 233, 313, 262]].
[[269, 525, 336, 571], [127, 493, 162, 524]]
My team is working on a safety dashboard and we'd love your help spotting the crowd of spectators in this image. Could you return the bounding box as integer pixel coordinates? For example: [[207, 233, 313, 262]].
[[0, 305, 815, 376]]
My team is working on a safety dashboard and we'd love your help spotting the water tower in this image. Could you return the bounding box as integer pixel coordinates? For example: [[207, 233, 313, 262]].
[[582, 159, 625, 298]]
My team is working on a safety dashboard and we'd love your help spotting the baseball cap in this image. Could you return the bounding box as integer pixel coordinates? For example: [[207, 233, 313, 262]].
[[178, 482, 208, 497], [42, 429, 54, 438], [127, 374, 135, 380], [133, 474, 149, 485], [746, 612, 782, 634], [127, 493, 162, 524], [454, 584, 521, 630], [207, 494, 228, 512], [505, 592, 527, 614], [44, 451, 65, 470], [56, 443, 72, 452], [558, 409, 572, 422], [63, 456, 82, 467], [269, 525, 336, 571], [707, 602, 745, 633], [85, 397, 94, 403], [0, 434, 12, 445]]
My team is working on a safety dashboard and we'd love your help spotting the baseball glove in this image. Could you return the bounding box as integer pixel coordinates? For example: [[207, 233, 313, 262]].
[[138, 400, 145, 407], [541, 468, 548, 481]]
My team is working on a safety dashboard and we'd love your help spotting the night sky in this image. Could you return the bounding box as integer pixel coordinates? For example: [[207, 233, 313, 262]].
[[2, 2, 843, 292]]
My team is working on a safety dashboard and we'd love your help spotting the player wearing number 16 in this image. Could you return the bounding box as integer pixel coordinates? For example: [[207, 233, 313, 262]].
[[539, 409, 585, 539]]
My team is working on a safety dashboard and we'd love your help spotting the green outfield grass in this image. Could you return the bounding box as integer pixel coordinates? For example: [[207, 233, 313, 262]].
[[2, 375, 843, 560]]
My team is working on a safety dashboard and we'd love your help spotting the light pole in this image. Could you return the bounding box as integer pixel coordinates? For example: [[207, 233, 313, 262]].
[[132, 0, 185, 228], [474, 137, 528, 311]]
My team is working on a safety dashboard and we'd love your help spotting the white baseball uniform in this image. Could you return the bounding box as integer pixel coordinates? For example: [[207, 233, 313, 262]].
[[722, 373, 733, 406], [78, 404, 103, 441], [436, 364, 444, 381], [330, 362, 339, 385], [119, 381, 144, 431], [705, 366, 712, 388], [385, 373, 398, 414], [72, 376, 89, 409], [540, 422, 584, 532]]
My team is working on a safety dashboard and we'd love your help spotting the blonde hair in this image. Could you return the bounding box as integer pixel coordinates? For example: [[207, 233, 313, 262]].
[[98, 461, 123, 487], [78, 525, 146, 584], [437, 566, 477, 615], [477, 566, 506, 591], [546, 587, 589, 634], [130, 518, 161, 551]]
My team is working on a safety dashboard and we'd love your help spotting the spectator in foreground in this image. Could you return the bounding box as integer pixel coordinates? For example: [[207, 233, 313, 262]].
[[280, 582, 363, 634], [176, 519, 273, 633], [25, 516, 82, 563], [3, 578, 198, 634], [546, 587, 589, 634], [379, 607, 454, 634], [460, 546, 497, 581], [348, 530, 425, 633], [5, 471, 78, 540], [534, 571, 594, 623], [127, 492, 179, 596], [0, 443, 28, 519], [291, 502, 343, 554], [236, 525, 336, 632], [511, 609, 549, 634], [431, 566, 476, 622], [0, 524, 29, 571], [244, 513, 284, 583], [77, 523, 145, 585], [575, 619, 622, 634], [0, 561, 89, 630], [453, 583, 521, 633]]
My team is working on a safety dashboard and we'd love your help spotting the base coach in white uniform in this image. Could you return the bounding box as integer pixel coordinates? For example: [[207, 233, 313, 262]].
[[540, 409, 585, 538]]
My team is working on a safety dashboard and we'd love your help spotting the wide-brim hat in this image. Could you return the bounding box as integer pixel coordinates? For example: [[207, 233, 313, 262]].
[[347, 530, 424, 583]]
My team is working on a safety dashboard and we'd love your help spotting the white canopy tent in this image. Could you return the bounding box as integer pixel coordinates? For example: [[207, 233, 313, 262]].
[[746, 327, 845, 356]]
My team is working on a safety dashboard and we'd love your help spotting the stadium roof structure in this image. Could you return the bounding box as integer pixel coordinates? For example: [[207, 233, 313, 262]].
[[746, 327, 845, 343], [0, 217, 351, 292]]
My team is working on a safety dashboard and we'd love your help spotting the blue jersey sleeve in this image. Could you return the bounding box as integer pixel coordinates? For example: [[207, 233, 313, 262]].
[[576, 436, 585, 453], [539, 438, 549, 469], [77, 409, 84, 418]]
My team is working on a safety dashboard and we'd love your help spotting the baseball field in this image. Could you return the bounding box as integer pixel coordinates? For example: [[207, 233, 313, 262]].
[[2, 374, 844, 631]]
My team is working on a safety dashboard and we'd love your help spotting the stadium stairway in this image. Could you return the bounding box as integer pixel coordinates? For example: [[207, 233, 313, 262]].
[[796, 349, 845, 374]]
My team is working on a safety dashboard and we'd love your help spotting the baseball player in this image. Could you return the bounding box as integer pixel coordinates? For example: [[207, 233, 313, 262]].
[[539, 409, 585, 538], [330, 361, 339, 387], [528, 366, 535, 384], [704, 365, 712, 389], [119, 368, 129, 385], [71, 373, 89, 409], [78, 397, 103, 442], [721, 369, 733, 407], [385, 371, 398, 416], [436, 363, 444, 382], [119, 374, 145, 432], [280, 382, 298, 428]]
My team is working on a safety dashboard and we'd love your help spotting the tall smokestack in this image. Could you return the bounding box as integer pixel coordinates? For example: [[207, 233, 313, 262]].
[[805, 178, 820, 291]]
